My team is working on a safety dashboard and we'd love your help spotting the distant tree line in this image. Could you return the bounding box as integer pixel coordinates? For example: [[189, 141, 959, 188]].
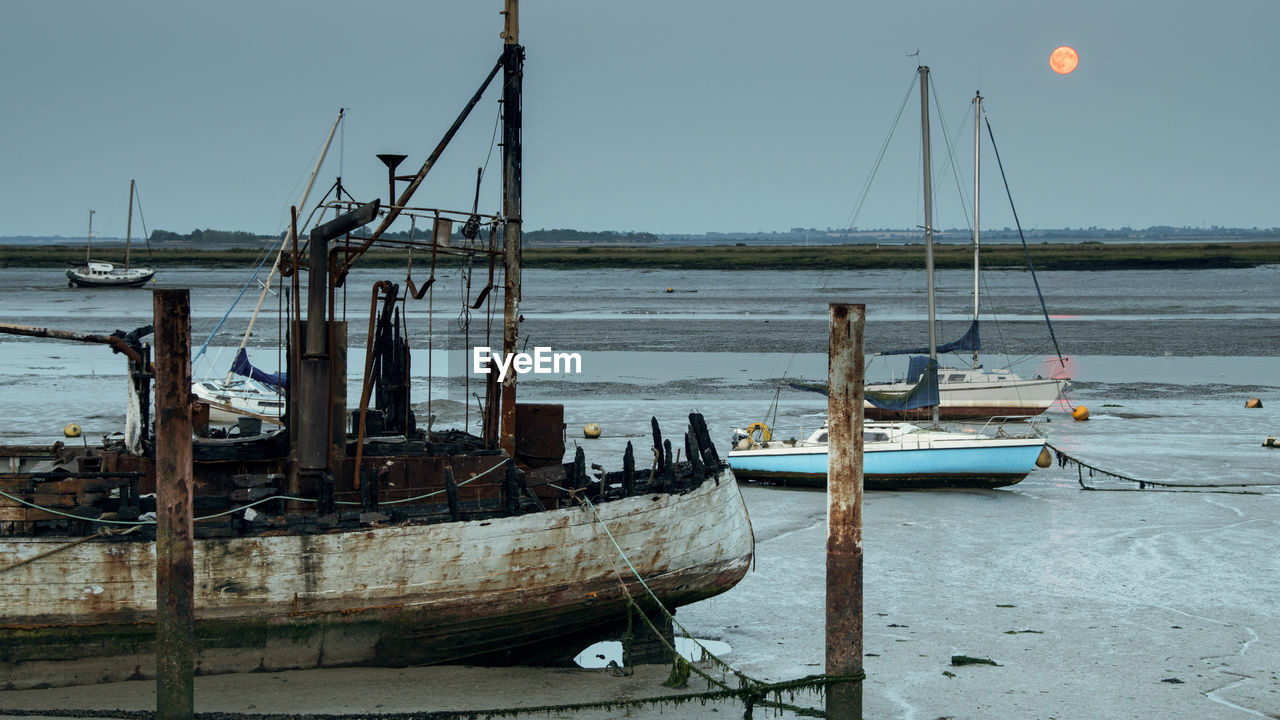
[[150, 228, 268, 245], [127, 224, 1275, 248], [373, 227, 661, 245]]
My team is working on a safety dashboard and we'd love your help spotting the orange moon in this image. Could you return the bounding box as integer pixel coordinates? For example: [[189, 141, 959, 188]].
[[1050, 45, 1079, 74]]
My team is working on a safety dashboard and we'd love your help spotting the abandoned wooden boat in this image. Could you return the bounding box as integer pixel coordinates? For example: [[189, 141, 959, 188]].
[[0, 409, 748, 689], [0, 4, 752, 690]]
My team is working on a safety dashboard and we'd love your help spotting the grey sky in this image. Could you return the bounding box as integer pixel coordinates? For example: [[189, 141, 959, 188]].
[[2, 1, 1276, 239]]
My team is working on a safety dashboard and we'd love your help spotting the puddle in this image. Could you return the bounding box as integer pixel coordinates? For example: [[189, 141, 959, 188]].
[[574, 637, 731, 668]]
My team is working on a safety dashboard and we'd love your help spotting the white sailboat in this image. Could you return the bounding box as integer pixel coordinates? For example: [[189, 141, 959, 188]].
[[66, 180, 156, 288], [865, 91, 1068, 421], [729, 67, 1049, 490]]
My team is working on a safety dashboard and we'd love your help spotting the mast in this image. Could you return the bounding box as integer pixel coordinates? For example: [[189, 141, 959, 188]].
[[86, 209, 94, 263], [971, 92, 981, 370], [125, 179, 135, 270], [919, 66, 938, 425], [221, 109, 345, 383], [498, 0, 523, 457]]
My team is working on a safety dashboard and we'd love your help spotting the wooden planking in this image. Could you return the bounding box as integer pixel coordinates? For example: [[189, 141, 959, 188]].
[[1, 470, 752, 627]]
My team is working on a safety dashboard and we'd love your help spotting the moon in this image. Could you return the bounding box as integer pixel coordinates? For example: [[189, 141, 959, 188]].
[[1050, 46, 1079, 74]]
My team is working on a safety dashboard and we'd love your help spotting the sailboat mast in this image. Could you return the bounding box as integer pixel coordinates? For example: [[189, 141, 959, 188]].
[[125, 179, 135, 271], [919, 66, 938, 425], [221, 108, 345, 383], [86, 209, 94, 263], [499, 0, 523, 457], [971, 93, 981, 370]]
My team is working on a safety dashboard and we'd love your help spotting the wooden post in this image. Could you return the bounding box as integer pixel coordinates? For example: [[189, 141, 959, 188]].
[[154, 288, 194, 720], [498, 0, 524, 458], [826, 302, 864, 719]]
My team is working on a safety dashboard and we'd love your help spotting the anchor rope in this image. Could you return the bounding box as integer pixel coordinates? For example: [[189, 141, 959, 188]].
[[557, 485, 862, 717], [1048, 443, 1279, 494]]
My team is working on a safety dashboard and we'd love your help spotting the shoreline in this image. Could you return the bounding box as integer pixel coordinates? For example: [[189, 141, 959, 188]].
[[1, 240, 1277, 271]]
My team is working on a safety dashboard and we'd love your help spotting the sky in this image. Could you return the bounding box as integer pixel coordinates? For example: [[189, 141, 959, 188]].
[[2, 1, 1278, 239]]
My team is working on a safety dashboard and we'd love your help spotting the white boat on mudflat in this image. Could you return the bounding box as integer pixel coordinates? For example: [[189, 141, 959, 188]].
[[728, 68, 1050, 491], [66, 180, 156, 289], [865, 365, 1068, 421], [65, 260, 156, 288], [864, 87, 1069, 420], [728, 420, 1048, 490]]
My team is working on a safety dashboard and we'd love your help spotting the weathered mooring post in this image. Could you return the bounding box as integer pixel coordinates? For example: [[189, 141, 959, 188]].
[[498, 0, 524, 459], [826, 302, 865, 719], [154, 288, 194, 720]]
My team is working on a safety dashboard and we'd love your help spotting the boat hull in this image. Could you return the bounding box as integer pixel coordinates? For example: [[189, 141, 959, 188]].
[[192, 380, 285, 425], [65, 266, 156, 288], [728, 437, 1045, 489], [865, 377, 1067, 421], [0, 469, 752, 689]]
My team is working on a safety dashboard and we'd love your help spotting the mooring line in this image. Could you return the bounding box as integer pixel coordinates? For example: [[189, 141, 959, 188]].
[[573, 490, 854, 718], [1048, 443, 1279, 494]]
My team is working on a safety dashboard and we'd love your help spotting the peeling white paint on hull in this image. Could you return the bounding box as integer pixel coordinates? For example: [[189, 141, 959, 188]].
[[0, 470, 752, 689]]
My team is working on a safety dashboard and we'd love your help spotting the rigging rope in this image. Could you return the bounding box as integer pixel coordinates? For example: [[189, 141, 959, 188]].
[[983, 113, 1065, 365], [568, 488, 861, 718], [131, 182, 154, 260]]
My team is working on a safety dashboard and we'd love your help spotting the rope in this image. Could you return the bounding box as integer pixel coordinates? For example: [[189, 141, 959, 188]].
[[983, 113, 1065, 365], [1049, 443, 1279, 494], [0, 461, 508, 527], [0, 525, 141, 574], [571, 490, 861, 717]]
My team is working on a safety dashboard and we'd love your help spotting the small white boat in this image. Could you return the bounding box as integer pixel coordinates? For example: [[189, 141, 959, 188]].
[[866, 366, 1068, 421], [191, 378, 284, 425], [65, 260, 156, 288], [727, 420, 1048, 490], [66, 180, 156, 288]]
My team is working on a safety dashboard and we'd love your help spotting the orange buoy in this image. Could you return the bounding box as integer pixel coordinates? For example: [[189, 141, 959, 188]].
[[1072, 405, 1090, 421], [1246, 397, 1263, 408]]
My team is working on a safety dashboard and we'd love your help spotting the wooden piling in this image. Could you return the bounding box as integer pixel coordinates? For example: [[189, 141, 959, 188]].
[[154, 289, 194, 720], [826, 302, 864, 719]]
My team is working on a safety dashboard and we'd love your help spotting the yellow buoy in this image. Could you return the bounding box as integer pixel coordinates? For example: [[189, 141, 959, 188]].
[[64, 423, 82, 438], [1072, 405, 1090, 422], [665, 287, 674, 293], [583, 423, 601, 439], [1036, 446, 1053, 468], [1246, 397, 1263, 408]]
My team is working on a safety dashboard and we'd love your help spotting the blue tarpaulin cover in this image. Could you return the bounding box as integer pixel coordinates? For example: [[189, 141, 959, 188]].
[[880, 319, 980, 357], [865, 357, 939, 410], [231, 348, 288, 390]]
